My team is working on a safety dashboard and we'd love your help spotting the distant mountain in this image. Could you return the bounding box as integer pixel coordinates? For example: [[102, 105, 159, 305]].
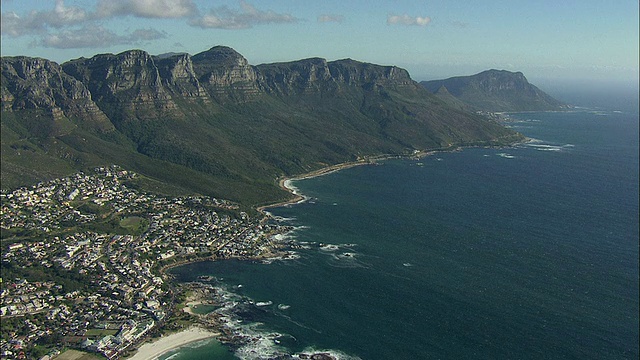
[[421, 70, 567, 112], [1, 47, 523, 206]]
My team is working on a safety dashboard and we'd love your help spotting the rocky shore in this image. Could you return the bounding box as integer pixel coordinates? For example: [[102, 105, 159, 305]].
[[168, 281, 357, 360]]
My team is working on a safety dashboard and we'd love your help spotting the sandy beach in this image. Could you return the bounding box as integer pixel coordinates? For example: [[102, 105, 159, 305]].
[[257, 157, 389, 212], [126, 327, 218, 360]]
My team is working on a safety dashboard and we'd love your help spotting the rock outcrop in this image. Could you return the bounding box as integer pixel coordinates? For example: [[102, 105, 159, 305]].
[[1, 56, 114, 133], [191, 46, 260, 102]]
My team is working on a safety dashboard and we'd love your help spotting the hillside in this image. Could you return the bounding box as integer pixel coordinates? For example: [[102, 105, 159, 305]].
[[1, 47, 523, 206], [421, 69, 567, 112]]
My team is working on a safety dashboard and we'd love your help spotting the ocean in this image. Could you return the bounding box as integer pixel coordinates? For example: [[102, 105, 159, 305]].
[[168, 99, 639, 359]]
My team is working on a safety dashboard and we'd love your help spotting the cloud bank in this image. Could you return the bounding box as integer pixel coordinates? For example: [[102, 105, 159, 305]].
[[1, 0, 299, 48], [95, 0, 198, 19], [387, 14, 431, 26], [190, 1, 298, 29], [38, 26, 167, 49]]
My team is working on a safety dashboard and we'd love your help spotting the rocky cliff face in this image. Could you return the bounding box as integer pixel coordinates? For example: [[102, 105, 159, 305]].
[[421, 69, 566, 112], [191, 46, 260, 102], [62, 50, 182, 123], [257, 57, 335, 96], [1, 56, 113, 133], [328, 59, 413, 86], [4, 46, 422, 121], [156, 53, 209, 99], [254, 57, 415, 98]]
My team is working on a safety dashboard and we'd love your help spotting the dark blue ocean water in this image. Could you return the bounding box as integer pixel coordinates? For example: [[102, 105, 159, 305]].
[[170, 108, 639, 359]]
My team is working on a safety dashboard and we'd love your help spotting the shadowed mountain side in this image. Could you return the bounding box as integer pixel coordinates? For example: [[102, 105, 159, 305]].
[[1, 47, 523, 206], [421, 69, 567, 112]]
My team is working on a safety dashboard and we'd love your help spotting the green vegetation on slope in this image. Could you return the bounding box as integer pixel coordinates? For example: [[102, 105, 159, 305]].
[[1, 49, 524, 206]]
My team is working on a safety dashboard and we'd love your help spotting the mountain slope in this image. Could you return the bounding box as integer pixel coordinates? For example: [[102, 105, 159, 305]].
[[421, 69, 566, 112], [1, 47, 523, 206]]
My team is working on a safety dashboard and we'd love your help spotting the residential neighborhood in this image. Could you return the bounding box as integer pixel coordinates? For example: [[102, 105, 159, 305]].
[[0, 166, 294, 359]]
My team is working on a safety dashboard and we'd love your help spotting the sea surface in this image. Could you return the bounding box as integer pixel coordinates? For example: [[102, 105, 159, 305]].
[[169, 103, 639, 359]]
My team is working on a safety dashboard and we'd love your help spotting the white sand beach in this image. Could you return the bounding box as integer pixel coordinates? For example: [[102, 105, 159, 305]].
[[127, 327, 218, 360]]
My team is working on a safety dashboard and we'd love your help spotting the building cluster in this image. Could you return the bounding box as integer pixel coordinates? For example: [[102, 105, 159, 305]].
[[0, 166, 293, 359]]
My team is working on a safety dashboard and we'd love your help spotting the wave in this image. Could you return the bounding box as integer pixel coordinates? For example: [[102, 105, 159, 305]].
[[521, 139, 575, 152], [162, 353, 180, 360], [320, 244, 340, 251], [296, 347, 363, 360], [203, 284, 361, 360]]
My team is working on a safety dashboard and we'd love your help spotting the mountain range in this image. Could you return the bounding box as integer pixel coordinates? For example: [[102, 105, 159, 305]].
[[1, 46, 539, 206]]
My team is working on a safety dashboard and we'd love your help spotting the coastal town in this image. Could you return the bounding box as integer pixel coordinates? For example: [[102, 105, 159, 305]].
[[0, 165, 296, 360]]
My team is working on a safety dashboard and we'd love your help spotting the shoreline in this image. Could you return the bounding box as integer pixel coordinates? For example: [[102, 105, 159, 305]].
[[125, 326, 219, 360], [145, 142, 526, 359], [257, 154, 407, 212]]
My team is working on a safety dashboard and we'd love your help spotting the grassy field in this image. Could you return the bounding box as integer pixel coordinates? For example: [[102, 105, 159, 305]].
[[119, 216, 148, 235], [55, 349, 104, 360]]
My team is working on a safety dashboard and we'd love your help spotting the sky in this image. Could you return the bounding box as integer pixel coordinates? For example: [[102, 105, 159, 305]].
[[1, 0, 638, 85]]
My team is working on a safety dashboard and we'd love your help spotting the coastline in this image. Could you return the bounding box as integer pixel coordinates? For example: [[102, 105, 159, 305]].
[[256, 136, 531, 215], [149, 142, 526, 359], [257, 154, 403, 212], [126, 326, 219, 360]]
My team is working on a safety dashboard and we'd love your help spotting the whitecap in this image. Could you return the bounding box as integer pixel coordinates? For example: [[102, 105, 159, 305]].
[[278, 304, 291, 310], [272, 215, 296, 222], [524, 142, 574, 152], [320, 244, 340, 251], [497, 153, 516, 159], [296, 347, 363, 360]]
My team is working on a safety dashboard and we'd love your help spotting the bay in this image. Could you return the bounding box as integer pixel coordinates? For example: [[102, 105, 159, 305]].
[[170, 107, 639, 359]]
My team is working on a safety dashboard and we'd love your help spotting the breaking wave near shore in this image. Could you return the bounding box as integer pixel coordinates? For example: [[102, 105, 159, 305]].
[[192, 282, 361, 360]]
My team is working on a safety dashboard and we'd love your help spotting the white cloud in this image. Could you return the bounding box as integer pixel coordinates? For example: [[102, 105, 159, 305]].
[[387, 14, 431, 27], [1, 0, 88, 37], [0, 0, 196, 37], [96, 0, 197, 19], [39, 26, 166, 49], [318, 14, 344, 23], [191, 1, 298, 29], [1, 11, 37, 37], [50, 0, 89, 26], [0, 0, 298, 50], [0, 0, 176, 48]]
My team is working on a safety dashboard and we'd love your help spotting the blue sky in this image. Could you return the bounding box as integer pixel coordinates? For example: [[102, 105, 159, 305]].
[[1, 0, 638, 84]]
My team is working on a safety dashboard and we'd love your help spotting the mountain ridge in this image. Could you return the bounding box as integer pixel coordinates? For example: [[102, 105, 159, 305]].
[[421, 69, 567, 112], [1, 46, 524, 206]]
